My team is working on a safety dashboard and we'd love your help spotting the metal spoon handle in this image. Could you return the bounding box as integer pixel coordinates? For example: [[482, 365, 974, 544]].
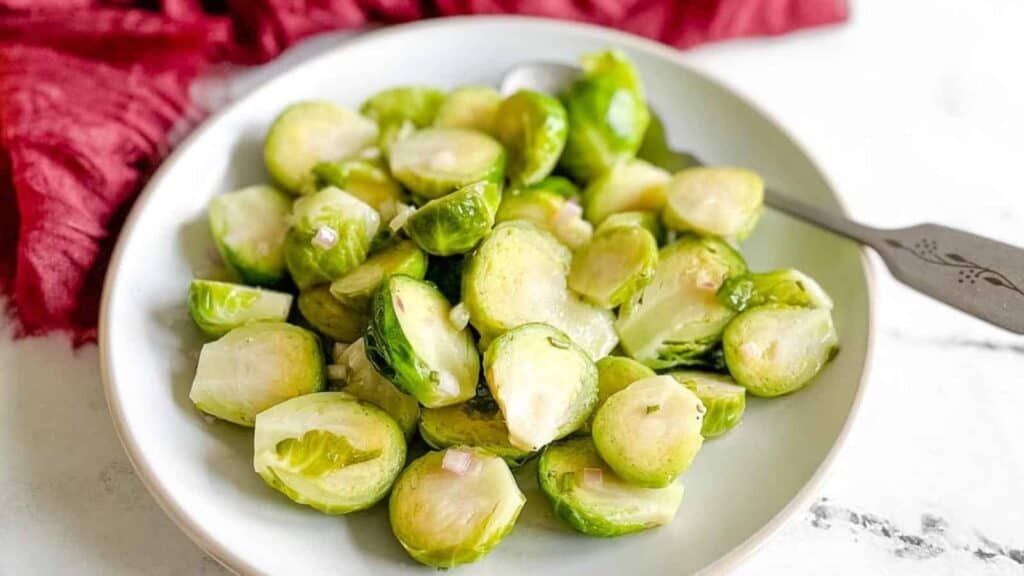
[[766, 189, 1024, 334]]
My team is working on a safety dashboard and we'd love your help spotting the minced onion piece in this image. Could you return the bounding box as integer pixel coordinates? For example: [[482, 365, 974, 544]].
[[695, 269, 719, 291], [435, 371, 460, 397], [389, 203, 416, 232], [442, 448, 474, 475], [358, 146, 382, 160], [582, 467, 604, 487], [327, 363, 348, 382], [553, 201, 583, 229], [448, 302, 470, 331], [312, 225, 339, 249], [332, 342, 350, 363]]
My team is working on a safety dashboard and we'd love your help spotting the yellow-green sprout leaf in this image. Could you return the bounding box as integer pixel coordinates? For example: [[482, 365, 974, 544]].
[[208, 184, 291, 286], [389, 128, 505, 199], [583, 159, 670, 226], [297, 285, 369, 343], [663, 167, 764, 241], [495, 90, 568, 187], [403, 181, 501, 256], [669, 371, 746, 438], [419, 395, 534, 467], [187, 279, 293, 338], [434, 86, 502, 134], [568, 218, 658, 309], [329, 240, 427, 310], [274, 429, 380, 477], [264, 101, 378, 193], [338, 338, 420, 439], [717, 268, 834, 312], [312, 158, 407, 222]]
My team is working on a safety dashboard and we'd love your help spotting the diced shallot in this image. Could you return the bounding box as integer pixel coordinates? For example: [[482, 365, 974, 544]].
[[442, 448, 474, 475], [582, 467, 604, 487], [312, 225, 338, 249], [448, 303, 470, 331], [695, 270, 719, 291], [389, 203, 416, 232]]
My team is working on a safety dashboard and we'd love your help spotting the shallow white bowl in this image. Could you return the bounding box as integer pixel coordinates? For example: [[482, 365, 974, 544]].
[[100, 16, 874, 576]]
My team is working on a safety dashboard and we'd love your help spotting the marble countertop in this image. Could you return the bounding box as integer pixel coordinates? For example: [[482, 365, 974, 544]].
[[1, 0, 1022, 574]]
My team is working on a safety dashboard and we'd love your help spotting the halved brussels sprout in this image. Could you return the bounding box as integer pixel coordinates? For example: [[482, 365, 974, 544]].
[[336, 339, 420, 438], [663, 167, 764, 241], [312, 158, 406, 222], [538, 436, 684, 537], [560, 51, 650, 182], [669, 371, 746, 438], [187, 279, 293, 338], [616, 236, 747, 369], [558, 295, 619, 361], [591, 375, 704, 488], [495, 187, 592, 250], [329, 240, 427, 310], [717, 268, 834, 312], [599, 210, 664, 242], [434, 86, 502, 133], [419, 395, 534, 467], [494, 90, 568, 187], [595, 356, 656, 410], [483, 323, 598, 451], [582, 159, 670, 226], [254, 392, 405, 514], [365, 275, 479, 407], [189, 322, 324, 426], [403, 181, 501, 256], [283, 186, 381, 289], [389, 448, 526, 568], [360, 86, 445, 151], [297, 284, 368, 343], [568, 217, 658, 309], [208, 185, 291, 286], [462, 221, 572, 341], [264, 101, 378, 193], [389, 128, 505, 198], [722, 305, 838, 397]]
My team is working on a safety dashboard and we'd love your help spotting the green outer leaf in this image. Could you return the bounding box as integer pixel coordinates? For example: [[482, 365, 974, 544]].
[[495, 90, 569, 187], [515, 175, 580, 199], [274, 430, 380, 476], [297, 285, 369, 343], [208, 184, 292, 287], [360, 86, 445, 129], [668, 371, 746, 438], [187, 279, 293, 338], [717, 269, 834, 312], [418, 396, 535, 467], [404, 181, 500, 256]]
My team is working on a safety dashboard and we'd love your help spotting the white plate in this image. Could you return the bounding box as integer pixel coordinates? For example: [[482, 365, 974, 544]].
[[100, 16, 875, 576]]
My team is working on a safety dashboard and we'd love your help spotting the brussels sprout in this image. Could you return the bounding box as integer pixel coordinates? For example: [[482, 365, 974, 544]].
[[494, 90, 568, 187], [403, 181, 501, 256], [208, 185, 291, 286], [312, 158, 406, 222], [595, 356, 656, 410], [434, 86, 502, 133], [424, 254, 465, 303], [599, 210, 664, 241], [717, 269, 834, 312], [558, 294, 619, 361], [264, 101, 378, 193], [365, 275, 479, 408], [189, 322, 324, 426], [669, 371, 746, 438], [389, 128, 505, 199], [419, 395, 534, 467], [283, 187, 380, 289], [568, 217, 658, 309], [518, 175, 580, 199], [722, 305, 839, 397], [538, 437, 684, 537], [297, 284, 368, 343], [360, 86, 446, 150], [329, 240, 427, 310], [253, 392, 405, 514], [187, 279, 293, 338], [582, 159, 670, 226], [560, 51, 650, 182], [462, 221, 572, 342], [389, 448, 526, 568], [663, 167, 764, 241], [495, 187, 592, 250], [616, 236, 747, 369], [336, 339, 420, 438], [483, 324, 598, 451], [591, 375, 704, 488]]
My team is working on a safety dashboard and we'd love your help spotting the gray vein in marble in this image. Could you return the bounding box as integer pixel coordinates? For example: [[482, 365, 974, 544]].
[[808, 498, 1024, 566], [885, 328, 1024, 356]]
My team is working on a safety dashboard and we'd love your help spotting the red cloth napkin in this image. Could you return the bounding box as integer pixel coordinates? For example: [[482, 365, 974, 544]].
[[0, 0, 847, 345]]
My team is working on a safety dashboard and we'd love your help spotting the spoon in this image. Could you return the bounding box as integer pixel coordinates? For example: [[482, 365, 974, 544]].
[[502, 62, 1024, 334]]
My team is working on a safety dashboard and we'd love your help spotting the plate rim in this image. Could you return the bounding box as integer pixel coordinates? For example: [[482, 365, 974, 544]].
[[99, 15, 877, 576]]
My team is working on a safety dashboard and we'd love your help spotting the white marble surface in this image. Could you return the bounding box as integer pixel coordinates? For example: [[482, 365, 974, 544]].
[[2, 0, 1022, 573]]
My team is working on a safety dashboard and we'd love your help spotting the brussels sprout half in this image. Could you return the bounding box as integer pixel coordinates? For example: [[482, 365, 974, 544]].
[[389, 128, 505, 199], [254, 392, 405, 514], [337, 339, 420, 438], [559, 294, 619, 361], [264, 101, 378, 193], [283, 187, 380, 289], [419, 395, 534, 467], [312, 158, 406, 222], [208, 184, 291, 286], [389, 448, 526, 568], [669, 371, 746, 438], [187, 279, 293, 338], [595, 356, 656, 411], [434, 86, 502, 134], [592, 375, 705, 488], [365, 275, 479, 408], [517, 175, 580, 199], [297, 285, 369, 343], [568, 217, 658, 309], [495, 187, 592, 250], [495, 90, 568, 187], [717, 268, 834, 312], [483, 323, 598, 451], [360, 86, 446, 151], [599, 210, 664, 242], [559, 51, 650, 182], [403, 181, 501, 256], [189, 322, 324, 426], [539, 437, 684, 537], [723, 305, 839, 398], [582, 159, 671, 226], [329, 240, 427, 310], [663, 167, 764, 241], [616, 236, 747, 369]]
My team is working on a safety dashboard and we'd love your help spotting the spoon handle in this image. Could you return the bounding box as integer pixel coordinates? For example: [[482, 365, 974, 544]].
[[765, 188, 1024, 334]]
